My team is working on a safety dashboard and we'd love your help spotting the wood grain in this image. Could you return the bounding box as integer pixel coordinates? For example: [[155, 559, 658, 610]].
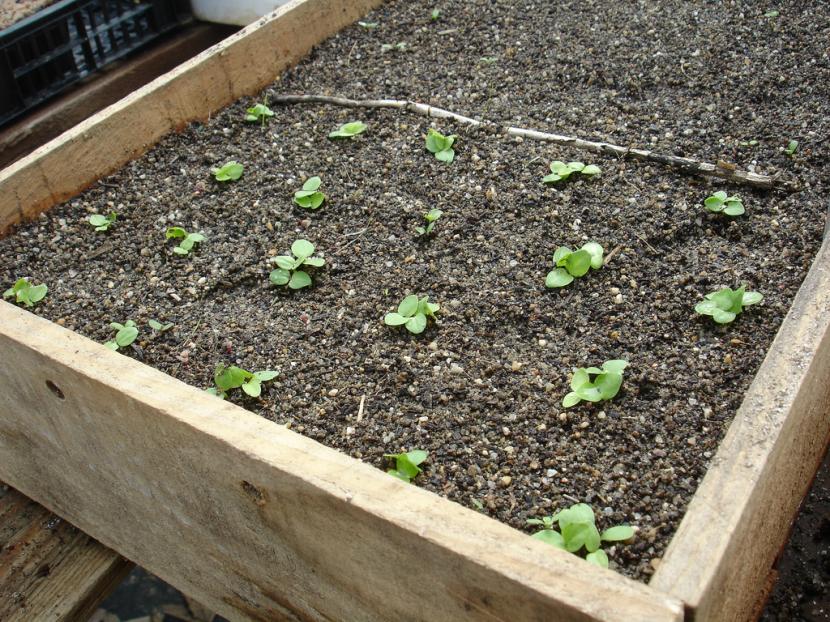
[[0, 485, 132, 621], [0, 0, 385, 234], [0, 301, 684, 622], [650, 237, 830, 621]]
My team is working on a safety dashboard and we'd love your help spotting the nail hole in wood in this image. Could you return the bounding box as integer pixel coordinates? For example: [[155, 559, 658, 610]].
[[45, 380, 65, 399]]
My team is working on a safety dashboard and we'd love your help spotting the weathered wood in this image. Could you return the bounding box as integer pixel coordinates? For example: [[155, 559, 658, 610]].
[[0, 302, 685, 622], [0, 484, 132, 621], [0, 0, 385, 234], [650, 236, 830, 621]]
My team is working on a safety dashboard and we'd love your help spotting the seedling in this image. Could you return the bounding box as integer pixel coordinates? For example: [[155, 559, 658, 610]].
[[479, 56, 498, 64], [384, 295, 439, 334], [244, 101, 274, 124], [704, 191, 744, 216], [431, 8, 440, 20], [148, 319, 174, 333], [358, 21, 378, 29], [329, 121, 367, 139], [269, 239, 325, 289], [695, 286, 763, 324], [211, 161, 244, 182], [415, 208, 443, 236], [542, 161, 601, 184], [293, 176, 326, 209], [206, 364, 278, 399], [527, 503, 635, 568], [381, 42, 407, 52], [563, 360, 628, 408], [384, 449, 428, 483], [88, 212, 117, 231], [785, 140, 799, 156], [3, 277, 47, 307], [545, 242, 603, 288], [104, 320, 138, 351], [425, 128, 456, 163], [166, 227, 205, 256], [764, 9, 779, 18]]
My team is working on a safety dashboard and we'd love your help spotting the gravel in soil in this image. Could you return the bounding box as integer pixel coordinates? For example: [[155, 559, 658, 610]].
[[1, 0, 829, 581]]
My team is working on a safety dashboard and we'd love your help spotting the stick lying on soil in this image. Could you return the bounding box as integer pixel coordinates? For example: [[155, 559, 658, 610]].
[[270, 94, 795, 191]]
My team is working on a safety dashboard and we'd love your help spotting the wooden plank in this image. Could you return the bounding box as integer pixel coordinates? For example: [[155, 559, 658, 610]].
[[0, 0, 385, 234], [0, 484, 132, 621], [0, 301, 684, 622], [650, 236, 830, 621], [0, 23, 237, 171]]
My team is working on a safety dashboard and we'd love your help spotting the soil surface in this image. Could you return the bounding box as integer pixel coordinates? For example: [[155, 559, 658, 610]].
[[2, 0, 829, 581]]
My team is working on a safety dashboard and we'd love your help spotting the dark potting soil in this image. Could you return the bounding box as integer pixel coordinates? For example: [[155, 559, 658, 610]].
[[1, 0, 828, 582]]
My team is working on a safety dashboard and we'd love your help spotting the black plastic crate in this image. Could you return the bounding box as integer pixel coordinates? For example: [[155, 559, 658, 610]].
[[0, 0, 192, 127]]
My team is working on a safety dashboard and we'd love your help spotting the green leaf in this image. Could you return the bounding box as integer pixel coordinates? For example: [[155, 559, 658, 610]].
[[104, 341, 119, 350], [405, 313, 428, 334], [545, 268, 574, 288], [269, 269, 291, 285], [712, 308, 737, 324], [570, 368, 590, 391], [602, 360, 628, 374], [110, 322, 124, 330], [291, 239, 315, 259], [115, 325, 138, 347], [564, 249, 592, 277], [723, 201, 745, 216], [585, 549, 609, 568], [742, 291, 763, 306], [785, 140, 798, 155], [425, 209, 443, 222], [329, 121, 367, 138], [166, 227, 187, 239], [215, 365, 252, 392], [395, 454, 422, 479], [415, 226, 426, 235], [406, 449, 428, 466], [550, 161, 571, 176], [254, 370, 279, 381], [426, 129, 448, 153], [764, 9, 779, 17], [435, 148, 455, 163], [553, 247, 572, 264], [398, 295, 420, 317], [303, 256, 325, 267], [562, 392, 582, 408], [562, 522, 592, 552], [581, 164, 601, 176], [581, 242, 604, 269], [601, 525, 635, 542], [594, 371, 623, 400], [526, 518, 546, 526], [542, 173, 563, 184], [387, 469, 411, 482], [566, 161, 585, 172], [384, 312, 409, 326], [188, 233, 205, 244], [241, 379, 262, 397], [148, 319, 162, 330], [532, 529, 566, 549], [27, 284, 47, 303], [173, 246, 189, 256], [288, 270, 312, 289], [431, 8, 440, 20], [212, 161, 243, 182], [275, 256, 296, 270], [89, 214, 110, 227], [302, 176, 322, 192]]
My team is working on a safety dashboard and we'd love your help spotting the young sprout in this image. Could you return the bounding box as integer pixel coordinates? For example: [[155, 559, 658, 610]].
[[425, 128, 456, 162], [329, 121, 367, 139], [206, 364, 278, 399], [431, 8, 440, 20], [88, 212, 117, 231], [381, 42, 407, 53], [415, 208, 443, 236], [3, 277, 47, 307], [563, 360, 628, 408], [269, 239, 325, 289], [211, 161, 244, 182], [384, 449, 428, 483], [244, 101, 274, 124], [104, 320, 138, 351], [695, 286, 762, 324], [384, 295, 439, 335], [704, 191, 744, 216], [148, 319, 174, 333], [785, 140, 799, 156], [527, 503, 635, 568], [543, 161, 601, 184], [293, 176, 326, 209], [166, 227, 205, 256], [545, 242, 603, 288], [358, 21, 379, 29]]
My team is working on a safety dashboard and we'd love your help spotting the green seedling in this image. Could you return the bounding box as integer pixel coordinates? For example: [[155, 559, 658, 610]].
[[563, 360, 628, 408], [166, 227, 205, 256], [739, 139, 759, 147], [527, 503, 635, 568], [704, 191, 744, 216], [244, 101, 274, 125], [269, 239, 325, 289], [3, 277, 47, 307], [543, 161, 601, 184], [293, 176, 326, 209], [104, 320, 138, 351], [764, 9, 779, 18], [431, 8, 440, 20], [358, 20, 378, 29], [479, 56, 498, 64], [545, 242, 604, 288], [148, 319, 174, 333], [384, 449, 428, 483], [785, 140, 799, 156], [415, 208, 443, 236], [384, 295, 439, 335], [695, 286, 763, 324], [206, 364, 278, 399], [381, 42, 407, 52], [88, 212, 117, 231], [425, 128, 456, 162], [329, 121, 367, 139], [211, 161, 244, 182]]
